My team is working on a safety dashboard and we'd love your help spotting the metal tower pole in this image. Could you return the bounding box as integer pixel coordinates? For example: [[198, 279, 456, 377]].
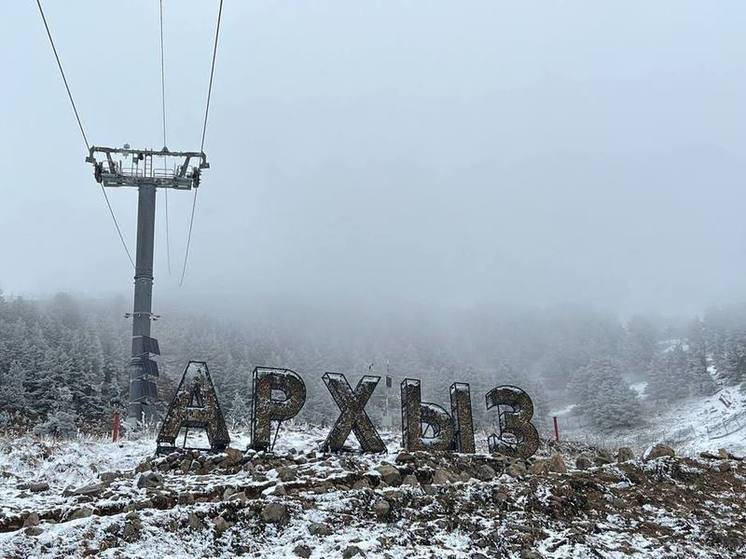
[[128, 184, 157, 423], [86, 145, 208, 427]]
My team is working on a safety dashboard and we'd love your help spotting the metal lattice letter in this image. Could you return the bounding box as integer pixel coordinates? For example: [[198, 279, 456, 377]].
[[400, 378, 455, 451], [322, 373, 385, 453], [450, 382, 475, 453], [156, 361, 229, 454], [250, 367, 306, 451], [486, 385, 539, 459]]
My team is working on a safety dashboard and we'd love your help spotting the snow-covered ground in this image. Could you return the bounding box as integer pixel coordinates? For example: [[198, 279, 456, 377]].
[[0, 422, 744, 558], [557, 384, 746, 458]]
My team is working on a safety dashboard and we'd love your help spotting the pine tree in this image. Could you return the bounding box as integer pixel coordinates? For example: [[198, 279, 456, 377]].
[[0, 360, 27, 412], [569, 358, 641, 431], [229, 392, 251, 429]]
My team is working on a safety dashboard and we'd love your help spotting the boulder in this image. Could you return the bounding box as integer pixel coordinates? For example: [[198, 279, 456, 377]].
[[277, 467, 297, 482], [72, 482, 106, 497], [342, 545, 362, 558], [373, 499, 390, 518], [395, 452, 415, 464], [99, 472, 119, 483], [548, 454, 567, 474], [376, 464, 401, 486], [507, 461, 527, 477], [529, 460, 549, 475], [136, 472, 163, 490], [643, 444, 675, 461], [28, 482, 49, 493], [224, 448, 243, 465], [475, 464, 496, 481], [122, 511, 142, 542], [23, 513, 40, 528], [212, 516, 230, 535], [68, 507, 93, 521], [575, 455, 593, 470], [431, 469, 450, 485], [188, 512, 203, 530], [616, 447, 635, 463], [308, 522, 333, 536], [25, 526, 43, 537], [594, 450, 614, 466], [352, 479, 370, 490], [261, 503, 289, 525], [293, 544, 312, 558], [402, 474, 419, 487]]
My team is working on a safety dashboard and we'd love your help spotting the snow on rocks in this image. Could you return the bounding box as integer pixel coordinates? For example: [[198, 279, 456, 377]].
[[0, 430, 744, 557]]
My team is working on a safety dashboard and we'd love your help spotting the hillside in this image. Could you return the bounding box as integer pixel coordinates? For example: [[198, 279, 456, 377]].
[[0, 427, 743, 558]]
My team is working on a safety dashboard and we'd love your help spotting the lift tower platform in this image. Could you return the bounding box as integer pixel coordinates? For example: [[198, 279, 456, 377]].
[[86, 145, 209, 424]]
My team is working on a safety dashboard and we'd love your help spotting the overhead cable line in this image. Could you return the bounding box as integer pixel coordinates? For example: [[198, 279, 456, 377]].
[[35, 0, 135, 269], [159, 0, 172, 275], [179, 0, 224, 287]]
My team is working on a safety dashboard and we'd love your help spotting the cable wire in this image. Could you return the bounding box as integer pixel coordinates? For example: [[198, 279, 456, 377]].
[[178, 189, 199, 286], [36, 0, 134, 269], [159, 0, 172, 274], [180, 0, 224, 286], [200, 0, 224, 153], [35, 0, 89, 149]]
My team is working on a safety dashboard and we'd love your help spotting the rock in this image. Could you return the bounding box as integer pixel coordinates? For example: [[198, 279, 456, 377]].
[[342, 545, 362, 558], [719, 448, 729, 460], [594, 450, 614, 465], [432, 469, 450, 485], [575, 455, 593, 470], [616, 447, 635, 463], [353, 478, 370, 490], [277, 467, 297, 482], [28, 482, 49, 493], [212, 516, 230, 535], [179, 457, 193, 474], [136, 472, 163, 489], [293, 544, 312, 558], [395, 452, 415, 464], [23, 513, 40, 528], [507, 460, 527, 477], [308, 522, 333, 536], [475, 464, 496, 481], [529, 460, 549, 475], [68, 507, 93, 521], [99, 472, 119, 483], [72, 482, 106, 496], [25, 526, 43, 537], [224, 448, 243, 465], [376, 464, 401, 486], [644, 444, 675, 461], [548, 454, 567, 473], [261, 503, 289, 525], [188, 512, 203, 530], [373, 499, 390, 518], [402, 474, 419, 487], [123, 511, 142, 542], [178, 492, 196, 505]]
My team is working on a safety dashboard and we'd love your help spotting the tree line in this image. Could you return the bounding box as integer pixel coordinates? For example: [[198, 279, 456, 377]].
[[0, 290, 743, 437]]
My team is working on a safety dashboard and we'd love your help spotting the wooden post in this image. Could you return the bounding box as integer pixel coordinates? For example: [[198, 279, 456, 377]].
[[112, 411, 121, 442], [553, 416, 560, 442]]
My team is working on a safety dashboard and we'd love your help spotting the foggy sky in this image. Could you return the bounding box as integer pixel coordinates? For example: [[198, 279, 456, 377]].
[[2, 1, 746, 316]]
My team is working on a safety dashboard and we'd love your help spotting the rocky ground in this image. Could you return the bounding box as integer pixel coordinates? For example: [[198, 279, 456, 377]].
[[0, 429, 744, 558]]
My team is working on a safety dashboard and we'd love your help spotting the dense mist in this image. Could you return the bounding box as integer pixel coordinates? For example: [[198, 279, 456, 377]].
[[3, 1, 746, 316]]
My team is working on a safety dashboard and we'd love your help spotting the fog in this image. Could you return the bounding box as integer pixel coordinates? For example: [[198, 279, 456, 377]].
[[3, 1, 746, 317]]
